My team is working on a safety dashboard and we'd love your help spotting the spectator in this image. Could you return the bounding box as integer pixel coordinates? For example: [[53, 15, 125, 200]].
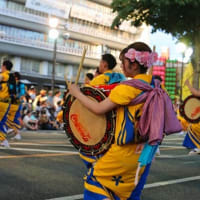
[[26, 86, 36, 104], [46, 90, 54, 108], [22, 110, 38, 130], [33, 89, 47, 111], [53, 90, 61, 111], [38, 108, 58, 130], [54, 100, 62, 118]]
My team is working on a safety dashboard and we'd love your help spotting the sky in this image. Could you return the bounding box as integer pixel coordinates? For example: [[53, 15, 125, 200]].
[[149, 30, 180, 61]]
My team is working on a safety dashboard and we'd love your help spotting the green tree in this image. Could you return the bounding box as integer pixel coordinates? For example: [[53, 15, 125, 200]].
[[111, 0, 200, 88]]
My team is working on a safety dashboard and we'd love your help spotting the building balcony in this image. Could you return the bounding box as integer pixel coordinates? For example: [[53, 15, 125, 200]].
[[0, 34, 100, 67], [0, 6, 136, 50]]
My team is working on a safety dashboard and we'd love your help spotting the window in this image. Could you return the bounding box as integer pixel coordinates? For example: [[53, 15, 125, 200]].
[[48, 63, 69, 77], [21, 58, 40, 73]]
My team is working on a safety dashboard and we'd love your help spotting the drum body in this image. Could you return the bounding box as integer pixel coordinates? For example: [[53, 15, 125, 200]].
[[63, 87, 116, 156], [180, 95, 200, 123]]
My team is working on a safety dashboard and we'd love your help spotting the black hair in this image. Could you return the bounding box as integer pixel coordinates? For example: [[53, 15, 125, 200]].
[[121, 42, 152, 73], [14, 72, 21, 80], [86, 73, 94, 81], [153, 75, 162, 82], [54, 90, 61, 95], [2, 60, 13, 71], [102, 54, 117, 70]]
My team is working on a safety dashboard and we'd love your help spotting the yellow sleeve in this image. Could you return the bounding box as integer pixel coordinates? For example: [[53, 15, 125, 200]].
[[89, 74, 109, 86], [2, 72, 9, 82], [109, 84, 142, 105]]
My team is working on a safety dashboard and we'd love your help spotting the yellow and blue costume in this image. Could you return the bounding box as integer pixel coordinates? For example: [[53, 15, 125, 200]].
[[0, 70, 11, 141], [6, 103, 22, 133], [90, 70, 126, 86], [90, 70, 113, 86], [183, 122, 200, 149], [82, 74, 154, 200]]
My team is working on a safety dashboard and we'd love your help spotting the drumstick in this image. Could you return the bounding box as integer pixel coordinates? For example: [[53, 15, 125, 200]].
[[71, 47, 87, 101], [64, 74, 69, 87], [75, 47, 87, 85]]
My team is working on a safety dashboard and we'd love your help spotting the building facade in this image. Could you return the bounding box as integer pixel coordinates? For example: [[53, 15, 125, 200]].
[[0, 0, 149, 90]]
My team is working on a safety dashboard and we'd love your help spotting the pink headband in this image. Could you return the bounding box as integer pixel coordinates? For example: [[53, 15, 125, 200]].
[[124, 48, 158, 68]]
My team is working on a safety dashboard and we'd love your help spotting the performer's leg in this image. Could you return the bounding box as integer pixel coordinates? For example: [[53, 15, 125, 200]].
[[0, 102, 10, 147], [183, 127, 200, 155], [6, 104, 22, 140]]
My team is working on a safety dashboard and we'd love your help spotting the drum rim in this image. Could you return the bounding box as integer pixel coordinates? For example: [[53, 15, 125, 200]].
[[63, 86, 116, 156], [180, 95, 200, 123]]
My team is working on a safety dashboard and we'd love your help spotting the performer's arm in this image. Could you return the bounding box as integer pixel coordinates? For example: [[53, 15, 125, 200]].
[[69, 84, 117, 114], [185, 79, 200, 96]]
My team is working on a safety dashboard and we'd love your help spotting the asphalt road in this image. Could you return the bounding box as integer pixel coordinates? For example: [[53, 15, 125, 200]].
[[0, 130, 199, 200]]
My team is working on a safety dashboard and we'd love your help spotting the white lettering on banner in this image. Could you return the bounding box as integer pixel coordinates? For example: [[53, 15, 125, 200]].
[[25, 0, 71, 19]]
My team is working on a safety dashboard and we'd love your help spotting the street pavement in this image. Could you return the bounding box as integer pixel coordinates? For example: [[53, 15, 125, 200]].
[[0, 130, 199, 200]]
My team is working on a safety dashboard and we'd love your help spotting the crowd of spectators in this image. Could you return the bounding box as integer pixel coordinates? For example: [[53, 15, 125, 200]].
[[20, 86, 67, 131]]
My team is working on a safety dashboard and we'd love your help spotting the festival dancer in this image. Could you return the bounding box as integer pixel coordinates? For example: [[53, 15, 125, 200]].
[[0, 60, 13, 147], [69, 42, 182, 200], [6, 72, 26, 140], [89, 53, 126, 86], [182, 79, 200, 155]]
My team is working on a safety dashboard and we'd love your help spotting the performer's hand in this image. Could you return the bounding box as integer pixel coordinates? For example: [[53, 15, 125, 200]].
[[69, 84, 80, 98]]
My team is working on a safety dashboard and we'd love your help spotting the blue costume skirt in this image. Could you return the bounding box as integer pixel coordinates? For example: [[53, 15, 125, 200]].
[[183, 126, 200, 149]]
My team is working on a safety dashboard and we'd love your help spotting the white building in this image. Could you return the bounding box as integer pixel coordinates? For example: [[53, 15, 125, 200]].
[[0, 0, 149, 90]]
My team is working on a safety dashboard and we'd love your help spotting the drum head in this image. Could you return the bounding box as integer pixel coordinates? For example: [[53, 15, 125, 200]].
[[69, 99, 107, 145], [180, 95, 200, 123], [63, 87, 115, 156]]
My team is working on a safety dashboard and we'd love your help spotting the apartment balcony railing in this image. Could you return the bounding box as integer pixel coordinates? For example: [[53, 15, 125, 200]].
[[0, 7, 47, 25], [67, 21, 131, 44], [0, 6, 134, 45], [0, 34, 100, 59]]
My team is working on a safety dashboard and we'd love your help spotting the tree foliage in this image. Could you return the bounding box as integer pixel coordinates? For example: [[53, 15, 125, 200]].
[[111, 0, 200, 88], [112, 0, 200, 43]]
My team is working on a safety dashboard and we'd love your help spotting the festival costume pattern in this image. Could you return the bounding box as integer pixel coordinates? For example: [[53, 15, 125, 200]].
[[183, 122, 200, 149], [89, 70, 125, 86], [83, 74, 154, 199], [0, 70, 11, 143], [82, 73, 181, 199], [6, 103, 22, 132], [5, 80, 25, 136]]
